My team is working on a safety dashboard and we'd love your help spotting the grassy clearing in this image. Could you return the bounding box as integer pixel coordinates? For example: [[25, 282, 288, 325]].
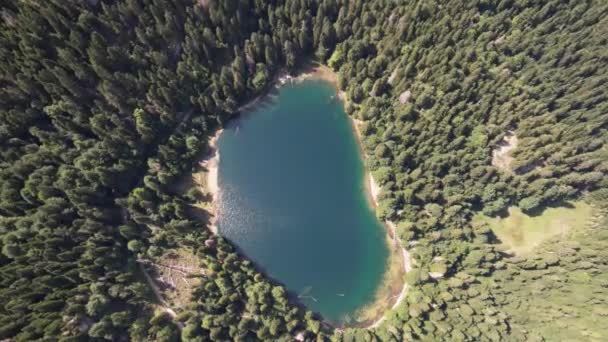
[[148, 249, 204, 311], [491, 202, 608, 341], [474, 201, 593, 255]]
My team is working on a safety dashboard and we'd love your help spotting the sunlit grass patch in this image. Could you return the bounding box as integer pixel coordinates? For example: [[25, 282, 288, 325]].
[[474, 201, 593, 255]]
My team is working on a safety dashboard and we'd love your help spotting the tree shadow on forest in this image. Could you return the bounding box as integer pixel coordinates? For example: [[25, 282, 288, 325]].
[[525, 200, 575, 217], [187, 204, 214, 228], [484, 229, 503, 245], [470, 201, 511, 219], [474, 199, 576, 220], [493, 206, 511, 219]]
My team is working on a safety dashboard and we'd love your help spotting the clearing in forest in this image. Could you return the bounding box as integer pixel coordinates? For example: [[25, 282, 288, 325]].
[[491, 132, 518, 172], [474, 201, 594, 255], [141, 249, 204, 311]]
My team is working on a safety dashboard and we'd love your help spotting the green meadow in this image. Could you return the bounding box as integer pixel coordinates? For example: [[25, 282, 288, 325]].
[[474, 202, 593, 256]]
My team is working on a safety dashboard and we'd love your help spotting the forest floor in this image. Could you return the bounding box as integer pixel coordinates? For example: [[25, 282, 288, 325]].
[[492, 132, 518, 172], [148, 249, 203, 310], [474, 201, 594, 256], [138, 249, 205, 330], [139, 263, 184, 330]]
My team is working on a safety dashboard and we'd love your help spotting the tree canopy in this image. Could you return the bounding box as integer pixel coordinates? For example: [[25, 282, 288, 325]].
[[0, 0, 606, 341]]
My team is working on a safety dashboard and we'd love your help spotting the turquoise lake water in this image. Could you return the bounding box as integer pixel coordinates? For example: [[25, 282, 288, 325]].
[[217, 79, 388, 324]]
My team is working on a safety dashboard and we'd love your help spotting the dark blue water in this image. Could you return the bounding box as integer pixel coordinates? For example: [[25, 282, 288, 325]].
[[217, 79, 388, 323]]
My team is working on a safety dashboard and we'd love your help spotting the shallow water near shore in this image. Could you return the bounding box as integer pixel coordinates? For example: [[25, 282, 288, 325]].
[[216, 79, 389, 324]]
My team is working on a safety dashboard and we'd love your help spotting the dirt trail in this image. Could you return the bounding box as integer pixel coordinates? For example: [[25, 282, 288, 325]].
[[139, 263, 184, 330]]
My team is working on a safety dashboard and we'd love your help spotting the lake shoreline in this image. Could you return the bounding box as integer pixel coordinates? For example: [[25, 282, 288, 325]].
[[199, 128, 223, 235], [350, 118, 410, 329], [295, 65, 410, 329], [197, 63, 409, 330]]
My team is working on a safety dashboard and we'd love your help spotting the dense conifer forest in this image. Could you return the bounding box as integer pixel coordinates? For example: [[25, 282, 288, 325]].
[[0, 0, 606, 341]]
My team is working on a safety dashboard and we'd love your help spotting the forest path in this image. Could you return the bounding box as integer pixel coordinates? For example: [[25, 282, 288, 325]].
[[139, 263, 184, 330]]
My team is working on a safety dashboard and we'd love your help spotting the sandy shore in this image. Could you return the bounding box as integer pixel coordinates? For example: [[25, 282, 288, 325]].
[[297, 64, 348, 103], [198, 129, 223, 235]]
